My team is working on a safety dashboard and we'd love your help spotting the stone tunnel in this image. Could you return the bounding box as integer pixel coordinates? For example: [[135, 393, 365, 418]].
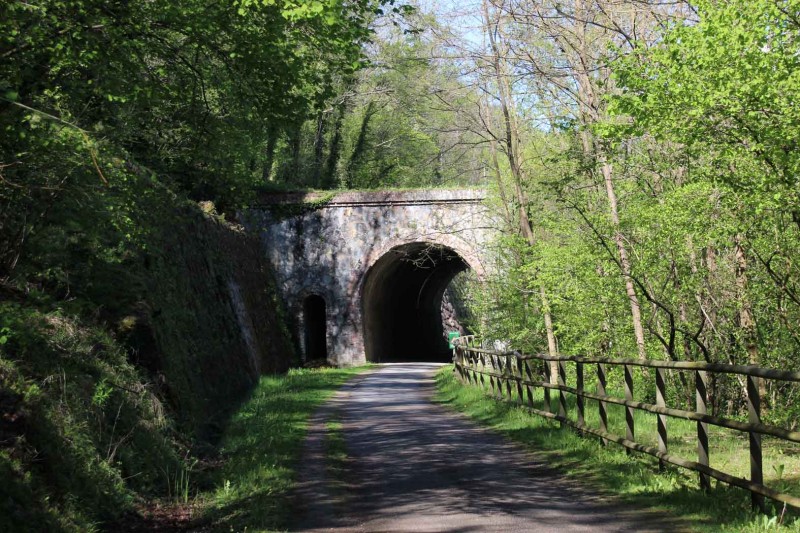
[[245, 189, 494, 366]]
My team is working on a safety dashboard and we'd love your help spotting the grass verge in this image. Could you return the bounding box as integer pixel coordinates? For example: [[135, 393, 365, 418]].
[[200, 365, 370, 531], [435, 365, 800, 532]]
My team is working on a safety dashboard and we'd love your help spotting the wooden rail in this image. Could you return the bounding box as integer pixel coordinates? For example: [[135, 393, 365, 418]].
[[452, 336, 800, 512]]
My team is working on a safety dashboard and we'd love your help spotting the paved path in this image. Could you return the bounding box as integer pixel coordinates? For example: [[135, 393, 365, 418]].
[[293, 363, 682, 532]]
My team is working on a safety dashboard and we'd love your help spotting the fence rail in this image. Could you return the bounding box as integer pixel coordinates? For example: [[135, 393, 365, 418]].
[[452, 335, 800, 511]]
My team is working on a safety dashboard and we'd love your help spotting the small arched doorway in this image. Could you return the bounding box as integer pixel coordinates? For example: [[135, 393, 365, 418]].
[[303, 294, 328, 361]]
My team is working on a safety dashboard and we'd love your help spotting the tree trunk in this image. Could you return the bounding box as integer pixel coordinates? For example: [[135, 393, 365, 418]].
[[482, 0, 559, 380], [735, 234, 767, 400], [345, 100, 375, 188], [487, 133, 514, 226], [540, 284, 559, 384], [570, 0, 647, 360], [261, 126, 278, 183], [311, 111, 326, 187], [290, 127, 301, 184], [323, 107, 345, 188], [600, 159, 647, 359]]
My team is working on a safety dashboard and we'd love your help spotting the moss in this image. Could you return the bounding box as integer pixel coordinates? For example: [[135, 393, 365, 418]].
[[141, 205, 294, 440], [265, 192, 336, 221]]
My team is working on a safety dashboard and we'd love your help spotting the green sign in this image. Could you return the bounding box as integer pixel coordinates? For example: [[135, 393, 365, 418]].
[[448, 331, 460, 349]]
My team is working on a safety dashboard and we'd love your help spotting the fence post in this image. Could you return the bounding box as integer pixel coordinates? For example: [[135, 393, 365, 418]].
[[469, 351, 478, 385], [479, 354, 486, 390], [489, 355, 497, 395], [597, 363, 608, 446], [624, 364, 635, 454], [516, 356, 525, 403], [505, 354, 513, 401], [504, 355, 511, 400], [500, 355, 508, 400], [499, 355, 506, 400], [558, 359, 568, 423], [656, 367, 668, 471], [544, 359, 552, 413], [576, 362, 585, 427], [696, 370, 710, 491], [496, 355, 503, 398], [524, 359, 535, 408], [747, 375, 765, 512], [497, 355, 504, 398]]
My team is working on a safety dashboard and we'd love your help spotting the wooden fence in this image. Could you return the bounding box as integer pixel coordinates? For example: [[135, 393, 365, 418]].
[[452, 335, 800, 511]]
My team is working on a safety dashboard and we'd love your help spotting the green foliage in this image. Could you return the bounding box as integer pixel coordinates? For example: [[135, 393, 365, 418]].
[[0, 0, 398, 250], [459, 0, 800, 422], [91, 379, 114, 408], [266, 13, 488, 189], [610, 0, 800, 214], [0, 302, 183, 530]]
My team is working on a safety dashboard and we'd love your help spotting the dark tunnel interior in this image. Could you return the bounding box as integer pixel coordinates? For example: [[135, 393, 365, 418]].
[[362, 243, 469, 363]]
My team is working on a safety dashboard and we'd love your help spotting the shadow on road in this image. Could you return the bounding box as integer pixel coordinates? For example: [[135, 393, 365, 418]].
[[293, 363, 686, 532]]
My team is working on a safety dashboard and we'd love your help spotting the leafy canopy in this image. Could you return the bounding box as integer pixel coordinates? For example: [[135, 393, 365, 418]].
[[609, 0, 800, 212]]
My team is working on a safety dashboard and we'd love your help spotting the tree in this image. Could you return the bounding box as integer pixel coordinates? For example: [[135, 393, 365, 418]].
[[0, 0, 392, 279], [268, 10, 488, 189], [609, 0, 800, 389], [611, 0, 800, 225]]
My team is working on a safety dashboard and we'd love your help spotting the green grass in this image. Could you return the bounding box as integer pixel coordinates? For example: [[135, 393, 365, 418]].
[[435, 365, 800, 532], [199, 365, 370, 531]]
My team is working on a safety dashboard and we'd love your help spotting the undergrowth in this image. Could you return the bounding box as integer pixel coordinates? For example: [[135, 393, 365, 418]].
[[435, 365, 800, 532], [0, 301, 184, 531]]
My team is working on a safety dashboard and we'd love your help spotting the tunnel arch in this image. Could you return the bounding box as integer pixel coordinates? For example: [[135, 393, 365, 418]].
[[360, 242, 473, 363]]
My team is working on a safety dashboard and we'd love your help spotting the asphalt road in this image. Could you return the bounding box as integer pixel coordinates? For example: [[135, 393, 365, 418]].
[[292, 363, 682, 532]]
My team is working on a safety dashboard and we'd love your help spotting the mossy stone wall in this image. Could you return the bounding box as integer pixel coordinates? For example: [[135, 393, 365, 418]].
[[142, 206, 294, 440]]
